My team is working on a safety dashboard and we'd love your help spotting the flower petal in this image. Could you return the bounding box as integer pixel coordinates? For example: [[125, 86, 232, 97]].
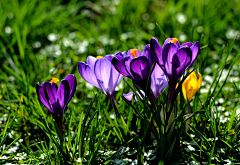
[[64, 74, 77, 107], [36, 83, 52, 113], [141, 45, 152, 66], [162, 43, 178, 77], [150, 38, 163, 67], [112, 57, 131, 77], [105, 55, 114, 62], [130, 56, 151, 90], [78, 62, 100, 89], [86, 56, 97, 69], [57, 79, 70, 115], [163, 38, 180, 48], [94, 58, 112, 96], [44, 82, 58, 114], [123, 92, 134, 101], [151, 64, 168, 98], [181, 42, 193, 48], [189, 42, 200, 67]]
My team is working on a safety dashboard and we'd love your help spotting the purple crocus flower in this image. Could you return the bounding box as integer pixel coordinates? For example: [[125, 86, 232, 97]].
[[123, 63, 168, 101], [113, 46, 168, 100], [150, 38, 200, 103], [36, 75, 77, 138], [112, 46, 153, 92], [78, 55, 123, 101]]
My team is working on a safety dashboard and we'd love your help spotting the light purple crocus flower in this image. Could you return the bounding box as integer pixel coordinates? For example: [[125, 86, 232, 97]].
[[36, 75, 77, 138], [78, 56, 123, 101], [150, 38, 200, 103]]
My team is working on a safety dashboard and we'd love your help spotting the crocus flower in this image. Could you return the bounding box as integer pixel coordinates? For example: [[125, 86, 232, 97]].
[[36, 75, 77, 138], [123, 63, 168, 101], [150, 38, 200, 103], [78, 55, 123, 101], [112, 46, 153, 92], [182, 70, 202, 102]]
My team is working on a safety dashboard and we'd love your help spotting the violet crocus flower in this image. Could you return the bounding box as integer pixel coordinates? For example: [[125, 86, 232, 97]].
[[112, 46, 153, 92], [78, 56, 123, 101], [36, 75, 77, 138], [113, 45, 168, 100], [150, 38, 200, 103], [123, 63, 168, 101]]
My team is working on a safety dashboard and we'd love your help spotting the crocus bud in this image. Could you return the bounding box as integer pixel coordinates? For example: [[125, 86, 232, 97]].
[[182, 70, 202, 102]]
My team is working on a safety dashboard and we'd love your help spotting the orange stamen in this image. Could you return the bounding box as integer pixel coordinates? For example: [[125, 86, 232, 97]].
[[130, 49, 138, 58], [51, 78, 59, 84], [169, 38, 178, 44]]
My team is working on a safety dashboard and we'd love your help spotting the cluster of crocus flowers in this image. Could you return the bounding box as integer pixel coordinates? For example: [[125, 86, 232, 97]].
[[36, 75, 77, 138], [150, 38, 200, 104], [182, 70, 202, 102], [36, 37, 201, 139]]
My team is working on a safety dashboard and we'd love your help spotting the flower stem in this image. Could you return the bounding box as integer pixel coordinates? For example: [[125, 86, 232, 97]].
[[110, 98, 127, 127], [55, 116, 64, 139]]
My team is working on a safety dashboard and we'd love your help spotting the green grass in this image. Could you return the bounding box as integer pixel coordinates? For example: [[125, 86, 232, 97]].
[[0, 0, 240, 164]]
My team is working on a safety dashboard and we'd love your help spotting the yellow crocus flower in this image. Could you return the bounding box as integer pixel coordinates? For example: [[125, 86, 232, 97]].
[[182, 70, 202, 102]]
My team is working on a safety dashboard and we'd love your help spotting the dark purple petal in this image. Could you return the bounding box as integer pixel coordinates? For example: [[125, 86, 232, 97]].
[[123, 56, 134, 78], [150, 38, 163, 67], [94, 58, 113, 96], [57, 80, 70, 115], [78, 62, 100, 89], [36, 83, 52, 113], [64, 74, 77, 107], [189, 42, 200, 67], [172, 47, 191, 81], [130, 56, 150, 90], [112, 57, 131, 78], [151, 64, 168, 98], [162, 43, 178, 76], [44, 82, 58, 114], [114, 52, 124, 62], [86, 56, 97, 69]]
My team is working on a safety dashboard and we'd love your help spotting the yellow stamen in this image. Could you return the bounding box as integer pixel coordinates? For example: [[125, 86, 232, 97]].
[[96, 56, 103, 59], [169, 38, 178, 44], [130, 49, 138, 58], [51, 78, 59, 84]]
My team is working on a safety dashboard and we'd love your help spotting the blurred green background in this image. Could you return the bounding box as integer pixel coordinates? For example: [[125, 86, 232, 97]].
[[0, 0, 240, 163]]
